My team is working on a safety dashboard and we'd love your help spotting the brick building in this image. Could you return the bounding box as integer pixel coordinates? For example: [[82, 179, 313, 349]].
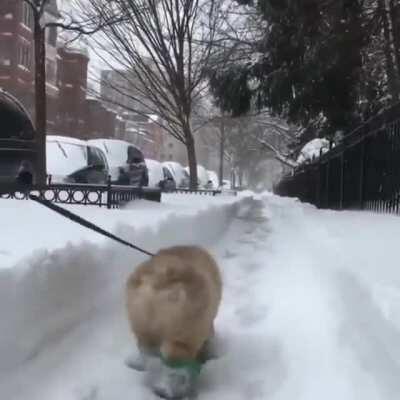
[[0, 0, 60, 126], [0, 0, 167, 155], [55, 45, 89, 137]]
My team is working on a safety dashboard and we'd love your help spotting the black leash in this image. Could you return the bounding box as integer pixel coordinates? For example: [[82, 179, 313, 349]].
[[29, 194, 155, 257]]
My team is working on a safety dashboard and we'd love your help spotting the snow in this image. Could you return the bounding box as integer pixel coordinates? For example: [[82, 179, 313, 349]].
[[297, 138, 330, 164], [2, 192, 400, 399]]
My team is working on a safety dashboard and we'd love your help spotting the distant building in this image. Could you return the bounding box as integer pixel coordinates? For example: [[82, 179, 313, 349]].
[[100, 64, 155, 116], [55, 44, 89, 137], [100, 69, 134, 113], [85, 98, 118, 139]]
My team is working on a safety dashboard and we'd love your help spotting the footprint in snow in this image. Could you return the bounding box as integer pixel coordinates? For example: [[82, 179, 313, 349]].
[[223, 249, 238, 259]]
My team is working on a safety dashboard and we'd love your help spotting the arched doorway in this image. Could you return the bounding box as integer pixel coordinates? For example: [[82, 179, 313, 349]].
[[0, 89, 37, 185]]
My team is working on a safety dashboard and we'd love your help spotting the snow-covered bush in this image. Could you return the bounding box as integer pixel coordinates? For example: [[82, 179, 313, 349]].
[[297, 138, 330, 165]]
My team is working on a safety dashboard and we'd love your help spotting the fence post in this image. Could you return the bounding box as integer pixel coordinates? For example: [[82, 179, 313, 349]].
[[339, 149, 345, 210], [316, 149, 322, 208], [325, 140, 334, 208], [106, 175, 112, 209], [358, 133, 366, 210]]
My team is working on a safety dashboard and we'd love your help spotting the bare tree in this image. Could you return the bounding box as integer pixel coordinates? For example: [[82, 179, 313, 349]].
[[81, 0, 222, 189]]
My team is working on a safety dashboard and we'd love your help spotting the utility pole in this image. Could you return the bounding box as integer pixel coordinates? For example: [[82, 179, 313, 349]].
[[219, 115, 225, 187], [33, 6, 47, 184]]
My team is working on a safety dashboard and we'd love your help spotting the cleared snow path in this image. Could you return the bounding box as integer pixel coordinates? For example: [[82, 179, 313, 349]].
[[2, 193, 400, 399], [207, 194, 400, 400]]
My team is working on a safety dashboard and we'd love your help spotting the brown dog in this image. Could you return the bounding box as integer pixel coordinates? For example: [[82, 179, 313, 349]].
[[126, 245, 222, 397]]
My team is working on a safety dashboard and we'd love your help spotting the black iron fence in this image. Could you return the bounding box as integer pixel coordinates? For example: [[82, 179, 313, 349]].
[[0, 182, 161, 208], [274, 103, 400, 213], [0, 183, 229, 209], [173, 188, 223, 196]]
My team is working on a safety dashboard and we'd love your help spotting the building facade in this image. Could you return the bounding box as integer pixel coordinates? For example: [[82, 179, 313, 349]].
[[0, 0, 60, 124], [55, 45, 89, 137]]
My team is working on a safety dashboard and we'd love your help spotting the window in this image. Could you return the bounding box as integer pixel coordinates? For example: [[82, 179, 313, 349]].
[[48, 26, 57, 47], [18, 44, 32, 69], [21, 3, 33, 30], [0, 40, 11, 66], [46, 60, 57, 83], [163, 167, 173, 180], [168, 143, 174, 149], [88, 147, 105, 167], [127, 146, 144, 163]]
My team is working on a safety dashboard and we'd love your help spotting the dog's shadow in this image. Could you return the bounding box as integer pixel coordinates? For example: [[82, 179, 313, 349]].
[[197, 333, 287, 399]]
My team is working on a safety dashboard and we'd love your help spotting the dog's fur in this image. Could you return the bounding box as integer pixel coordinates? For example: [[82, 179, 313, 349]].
[[126, 246, 222, 364]]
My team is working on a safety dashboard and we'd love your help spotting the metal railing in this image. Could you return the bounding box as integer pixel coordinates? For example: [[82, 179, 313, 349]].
[[173, 188, 223, 196], [0, 182, 161, 208], [274, 102, 400, 213]]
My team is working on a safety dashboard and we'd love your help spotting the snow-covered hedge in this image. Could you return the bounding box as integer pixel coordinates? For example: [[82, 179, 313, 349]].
[[297, 138, 330, 165]]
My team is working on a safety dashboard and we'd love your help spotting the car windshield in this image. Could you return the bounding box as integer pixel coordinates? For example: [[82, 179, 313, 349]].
[[46, 141, 87, 176], [94, 141, 132, 167]]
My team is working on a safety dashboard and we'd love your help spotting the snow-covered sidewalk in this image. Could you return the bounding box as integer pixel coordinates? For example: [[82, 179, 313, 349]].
[[2, 193, 400, 400]]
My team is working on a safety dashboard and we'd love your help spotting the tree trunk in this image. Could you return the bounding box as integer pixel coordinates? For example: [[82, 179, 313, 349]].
[[184, 125, 198, 190], [219, 117, 225, 187], [238, 169, 243, 187], [379, 0, 400, 101], [34, 17, 47, 184], [389, 0, 400, 84]]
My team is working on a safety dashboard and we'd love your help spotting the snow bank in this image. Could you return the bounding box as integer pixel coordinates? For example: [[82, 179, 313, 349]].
[[0, 194, 241, 374], [5, 191, 400, 400]]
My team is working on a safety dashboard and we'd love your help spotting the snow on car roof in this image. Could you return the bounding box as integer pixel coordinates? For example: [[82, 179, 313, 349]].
[[47, 135, 88, 147], [88, 138, 141, 150]]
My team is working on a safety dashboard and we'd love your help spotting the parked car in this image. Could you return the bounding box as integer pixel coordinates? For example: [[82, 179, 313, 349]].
[[88, 139, 148, 187], [221, 179, 232, 190], [0, 89, 37, 186], [206, 170, 219, 189], [185, 164, 209, 188], [162, 165, 177, 192], [162, 161, 189, 188], [146, 159, 176, 191], [47, 136, 109, 184]]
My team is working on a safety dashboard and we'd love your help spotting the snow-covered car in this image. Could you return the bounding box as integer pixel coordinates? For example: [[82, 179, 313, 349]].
[[162, 165, 177, 192], [46, 136, 109, 184], [221, 179, 232, 190], [206, 170, 219, 189], [185, 164, 209, 188], [146, 159, 176, 191], [0, 89, 37, 186], [162, 161, 189, 188], [88, 139, 148, 187]]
